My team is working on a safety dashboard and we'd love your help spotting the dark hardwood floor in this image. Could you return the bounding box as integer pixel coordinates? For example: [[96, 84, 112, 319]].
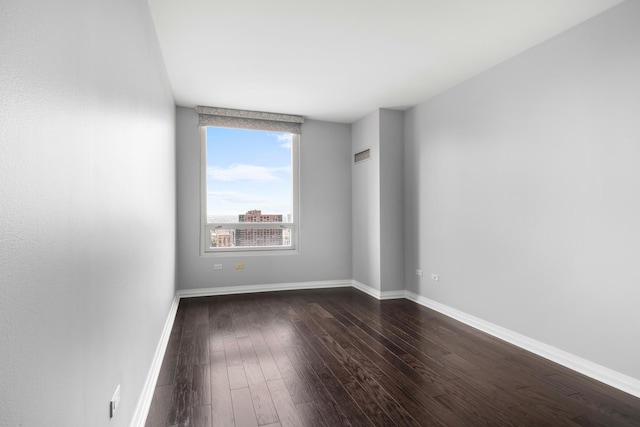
[[145, 288, 640, 426]]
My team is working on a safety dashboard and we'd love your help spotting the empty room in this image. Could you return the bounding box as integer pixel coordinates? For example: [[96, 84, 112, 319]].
[[1, 0, 640, 426]]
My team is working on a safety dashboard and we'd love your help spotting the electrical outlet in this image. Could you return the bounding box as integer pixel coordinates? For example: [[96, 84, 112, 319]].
[[110, 385, 121, 418], [235, 263, 244, 269], [415, 269, 423, 276], [430, 273, 439, 281], [214, 264, 223, 270]]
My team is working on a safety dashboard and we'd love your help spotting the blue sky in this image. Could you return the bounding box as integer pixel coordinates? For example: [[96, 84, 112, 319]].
[[206, 127, 292, 219]]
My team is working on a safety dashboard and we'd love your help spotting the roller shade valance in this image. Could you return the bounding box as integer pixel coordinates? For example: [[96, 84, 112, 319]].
[[197, 106, 304, 134]]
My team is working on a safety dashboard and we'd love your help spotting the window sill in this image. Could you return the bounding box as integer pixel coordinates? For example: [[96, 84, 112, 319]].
[[200, 248, 299, 258]]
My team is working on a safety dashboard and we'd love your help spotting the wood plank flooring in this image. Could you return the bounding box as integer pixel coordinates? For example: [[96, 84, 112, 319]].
[[145, 288, 640, 426]]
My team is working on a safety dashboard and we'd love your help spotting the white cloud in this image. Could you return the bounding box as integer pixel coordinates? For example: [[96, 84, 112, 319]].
[[277, 133, 292, 149], [207, 163, 290, 182], [207, 191, 269, 203], [207, 191, 291, 217]]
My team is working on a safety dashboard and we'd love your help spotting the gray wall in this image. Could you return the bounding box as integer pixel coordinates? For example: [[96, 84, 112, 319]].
[[176, 107, 352, 289], [404, 0, 640, 379], [380, 110, 405, 292], [352, 109, 405, 292], [352, 111, 381, 289], [0, 0, 176, 426]]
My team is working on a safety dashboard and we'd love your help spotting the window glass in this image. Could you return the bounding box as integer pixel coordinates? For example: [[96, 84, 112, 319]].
[[203, 127, 297, 252]]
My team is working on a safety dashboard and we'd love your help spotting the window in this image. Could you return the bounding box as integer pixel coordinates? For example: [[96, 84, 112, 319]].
[[198, 107, 303, 254]]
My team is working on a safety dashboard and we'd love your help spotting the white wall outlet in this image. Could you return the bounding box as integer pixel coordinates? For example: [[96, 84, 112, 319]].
[[214, 264, 223, 270], [415, 269, 423, 276], [430, 273, 439, 281], [110, 385, 121, 418]]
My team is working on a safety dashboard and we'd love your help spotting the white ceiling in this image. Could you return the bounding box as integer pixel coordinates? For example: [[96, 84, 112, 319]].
[[148, 0, 624, 123]]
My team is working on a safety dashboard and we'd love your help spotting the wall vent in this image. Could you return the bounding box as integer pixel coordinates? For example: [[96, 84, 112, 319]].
[[354, 149, 371, 164]]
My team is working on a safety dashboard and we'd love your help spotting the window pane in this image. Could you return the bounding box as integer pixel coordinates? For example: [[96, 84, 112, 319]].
[[205, 127, 293, 224]]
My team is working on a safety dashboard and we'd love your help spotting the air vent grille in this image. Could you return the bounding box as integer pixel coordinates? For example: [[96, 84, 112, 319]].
[[354, 149, 371, 163]]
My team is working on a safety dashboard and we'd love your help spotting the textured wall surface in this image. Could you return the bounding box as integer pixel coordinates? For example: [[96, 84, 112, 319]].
[[404, 1, 640, 379], [176, 107, 352, 289], [0, 0, 176, 425]]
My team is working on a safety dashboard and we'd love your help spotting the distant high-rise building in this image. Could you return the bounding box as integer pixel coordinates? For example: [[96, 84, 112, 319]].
[[237, 209, 283, 247]]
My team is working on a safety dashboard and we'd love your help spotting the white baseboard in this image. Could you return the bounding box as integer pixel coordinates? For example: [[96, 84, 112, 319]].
[[176, 279, 352, 299], [351, 280, 405, 300], [405, 291, 640, 399], [130, 295, 180, 427], [351, 280, 380, 299], [379, 290, 407, 300]]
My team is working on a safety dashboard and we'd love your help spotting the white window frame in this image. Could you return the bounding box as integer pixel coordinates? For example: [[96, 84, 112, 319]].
[[200, 127, 300, 256]]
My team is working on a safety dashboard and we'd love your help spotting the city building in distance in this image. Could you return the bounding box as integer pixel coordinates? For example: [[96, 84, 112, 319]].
[[237, 209, 283, 247], [208, 210, 291, 248]]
